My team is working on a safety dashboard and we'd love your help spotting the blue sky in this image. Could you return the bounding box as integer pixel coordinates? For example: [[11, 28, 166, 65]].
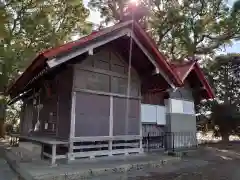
[[220, 41, 240, 54], [83, 0, 240, 54]]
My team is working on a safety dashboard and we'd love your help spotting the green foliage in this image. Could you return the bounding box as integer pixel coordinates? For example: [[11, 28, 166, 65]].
[[89, 0, 240, 61], [150, 0, 240, 60], [5, 101, 22, 127], [206, 54, 240, 106], [199, 54, 240, 139]]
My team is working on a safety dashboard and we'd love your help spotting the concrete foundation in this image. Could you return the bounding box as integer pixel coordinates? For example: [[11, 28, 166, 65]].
[[165, 112, 197, 150], [5, 147, 180, 180], [19, 142, 41, 156]]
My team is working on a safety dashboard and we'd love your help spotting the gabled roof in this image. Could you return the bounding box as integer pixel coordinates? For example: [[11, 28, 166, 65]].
[[6, 20, 182, 96], [171, 61, 215, 99]]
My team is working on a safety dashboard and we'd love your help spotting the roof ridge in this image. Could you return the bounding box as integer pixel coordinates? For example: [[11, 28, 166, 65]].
[[40, 20, 134, 57], [170, 61, 195, 66]]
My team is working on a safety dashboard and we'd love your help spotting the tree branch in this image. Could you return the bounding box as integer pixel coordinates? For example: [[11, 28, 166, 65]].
[[9, 0, 35, 37], [196, 32, 235, 54], [158, 26, 172, 44]]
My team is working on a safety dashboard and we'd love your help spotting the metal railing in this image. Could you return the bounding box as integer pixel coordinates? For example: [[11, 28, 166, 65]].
[[143, 132, 198, 152], [9, 133, 20, 147], [143, 133, 165, 151]]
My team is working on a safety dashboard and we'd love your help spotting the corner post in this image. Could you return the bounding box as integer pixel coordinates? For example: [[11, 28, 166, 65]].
[[139, 99, 143, 153], [109, 95, 113, 156], [68, 91, 76, 161]]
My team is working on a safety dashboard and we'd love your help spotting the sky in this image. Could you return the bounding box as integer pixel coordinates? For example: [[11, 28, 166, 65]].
[[83, 0, 102, 25], [83, 0, 240, 54]]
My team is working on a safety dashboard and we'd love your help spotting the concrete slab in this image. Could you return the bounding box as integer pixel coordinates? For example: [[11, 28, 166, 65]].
[[0, 159, 19, 180], [0, 139, 19, 180], [5, 147, 180, 180], [89, 159, 209, 180]]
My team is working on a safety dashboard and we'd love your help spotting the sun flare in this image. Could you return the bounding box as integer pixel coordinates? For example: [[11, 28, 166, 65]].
[[129, 0, 138, 4]]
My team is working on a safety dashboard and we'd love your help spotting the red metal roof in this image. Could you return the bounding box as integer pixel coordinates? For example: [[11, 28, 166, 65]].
[[6, 20, 182, 96], [171, 61, 215, 99], [170, 62, 195, 82]]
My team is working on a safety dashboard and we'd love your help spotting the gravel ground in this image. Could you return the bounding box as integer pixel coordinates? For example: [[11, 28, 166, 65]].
[[90, 142, 240, 180], [130, 143, 240, 180]]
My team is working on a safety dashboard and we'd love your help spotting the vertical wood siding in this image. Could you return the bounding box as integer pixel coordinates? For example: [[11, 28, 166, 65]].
[[73, 47, 141, 137], [56, 67, 73, 139], [75, 93, 110, 136], [20, 99, 34, 136]]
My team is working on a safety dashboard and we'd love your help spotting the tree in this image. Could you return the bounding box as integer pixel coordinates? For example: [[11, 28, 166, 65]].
[[150, 0, 240, 60], [211, 103, 239, 141], [88, 0, 240, 61], [0, 0, 92, 137], [207, 54, 240, 106], [4, 101, 22, 134], [232, 0, 240, 14], [5, 101, 22, 129], [200, 54, 240, 141]]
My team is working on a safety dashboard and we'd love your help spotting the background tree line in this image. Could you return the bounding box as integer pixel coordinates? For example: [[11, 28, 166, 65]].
[[1, 0, 240, 140]]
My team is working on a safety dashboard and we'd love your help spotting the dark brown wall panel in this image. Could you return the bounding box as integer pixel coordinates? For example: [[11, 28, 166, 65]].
[[113, 97, 140, 136], [56, 67, 73, 139], [75, 92, 110, 137], [142, 92, 165, 105], [20, 99, 34, 136]]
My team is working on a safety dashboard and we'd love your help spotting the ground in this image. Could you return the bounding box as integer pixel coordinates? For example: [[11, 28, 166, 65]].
[[2, 140, 240, 180], [136, 143, 240, 180], [92, 142, 240, 180]]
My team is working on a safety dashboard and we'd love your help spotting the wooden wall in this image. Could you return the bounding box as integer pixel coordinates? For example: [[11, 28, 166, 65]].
[[142, 91, 166, 105], [73, 47, 141, 137], [55, 67, 73, 139], [20, 67, 73, 140], [20, 99, 34, 136]]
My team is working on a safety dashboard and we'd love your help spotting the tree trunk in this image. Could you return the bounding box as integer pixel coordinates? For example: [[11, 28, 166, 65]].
[[221, 133, 229, 142], [0, 99, 6, 138]]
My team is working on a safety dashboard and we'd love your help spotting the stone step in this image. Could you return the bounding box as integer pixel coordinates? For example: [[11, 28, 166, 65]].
[[0, 140, 19, 180], [7, 147, 41, 163]]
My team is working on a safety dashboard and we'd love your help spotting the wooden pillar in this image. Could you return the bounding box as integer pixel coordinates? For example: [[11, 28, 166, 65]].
[[139, 99, 143, 153], [68, 91, 76, 161], [51, 144, 56, 166]]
